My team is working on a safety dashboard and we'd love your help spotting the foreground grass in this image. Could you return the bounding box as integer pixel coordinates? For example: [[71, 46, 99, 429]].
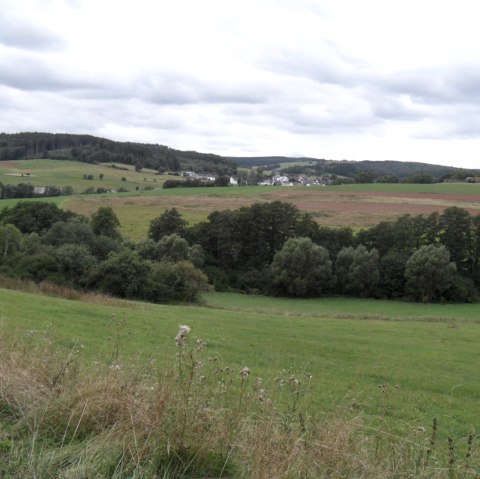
[[2, 289, 480, 477], [1, 287, 480, 441], [4, 328, 470, 478]]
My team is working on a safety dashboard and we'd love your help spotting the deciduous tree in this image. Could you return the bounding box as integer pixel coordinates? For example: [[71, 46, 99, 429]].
[[271, 237, 332, 297], [404, 244, 456, 302]]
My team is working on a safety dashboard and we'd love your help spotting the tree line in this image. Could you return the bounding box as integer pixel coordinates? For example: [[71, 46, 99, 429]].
[[0, 182, 74, 199], [0, 200, 478, 303], [177, 202, 480, 302], [0, 202, 209, 303]]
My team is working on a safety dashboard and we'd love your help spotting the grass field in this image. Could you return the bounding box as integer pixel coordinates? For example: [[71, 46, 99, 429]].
[[0, 159, 171, 192], [2, 286, 479, 442]]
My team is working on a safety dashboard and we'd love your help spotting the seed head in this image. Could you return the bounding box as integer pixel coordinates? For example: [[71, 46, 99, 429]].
[[175, 324, 191, 347]]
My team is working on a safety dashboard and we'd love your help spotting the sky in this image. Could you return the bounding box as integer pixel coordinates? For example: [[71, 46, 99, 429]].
[[1, 0, 480, 169]]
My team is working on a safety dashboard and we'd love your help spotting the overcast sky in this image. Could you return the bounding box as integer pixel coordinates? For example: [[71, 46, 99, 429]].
[[2, 0, 480, 168]]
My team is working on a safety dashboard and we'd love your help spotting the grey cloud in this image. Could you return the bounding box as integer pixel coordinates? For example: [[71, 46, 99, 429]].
[[368, 94, 426, 122], [0, 53, 120, 96], [263, 44, 480, 136], [0, 51, 270, 108], [225, 102, 379, 136], [286, 110, 379, 135], [137, 72, 270, 106], [0, 16, 66, 51], [264, 49, 359, 87], [377, 65, 480, 107]]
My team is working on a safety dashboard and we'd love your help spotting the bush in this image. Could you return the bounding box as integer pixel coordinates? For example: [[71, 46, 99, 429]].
[[143, 260, 209, 303], [89, 250, 150, 298]]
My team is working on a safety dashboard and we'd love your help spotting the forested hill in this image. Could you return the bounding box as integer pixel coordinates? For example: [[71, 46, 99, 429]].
[[230, 156, 479, 180], [0, 133, 237, 176]]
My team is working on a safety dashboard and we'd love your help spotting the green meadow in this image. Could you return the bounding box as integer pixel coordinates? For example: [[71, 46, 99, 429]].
[[2, 286, 479, 440], [0, 159, 170, 192]]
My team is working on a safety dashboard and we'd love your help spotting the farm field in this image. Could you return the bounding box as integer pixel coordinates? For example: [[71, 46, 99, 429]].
[[63, 182, 480, 240], [1, 286, 479, 441], [0, 159, 169, 192]]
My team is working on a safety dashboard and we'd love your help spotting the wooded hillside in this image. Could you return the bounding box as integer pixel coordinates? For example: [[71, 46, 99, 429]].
[[0, 133, 237, 176]]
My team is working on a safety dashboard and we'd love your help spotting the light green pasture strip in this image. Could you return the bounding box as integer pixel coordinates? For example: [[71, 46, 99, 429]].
[[325, 182, 480, 195], [1, 287, 480, 437], [203, 292, 480, 321]]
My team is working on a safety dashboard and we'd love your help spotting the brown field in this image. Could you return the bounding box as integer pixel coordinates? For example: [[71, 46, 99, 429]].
[[0, 161, 18, 167], [64, 188, 480, 239]]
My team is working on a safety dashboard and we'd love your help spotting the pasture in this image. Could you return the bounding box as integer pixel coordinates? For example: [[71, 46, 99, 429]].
[[1, 286, 479, 441], [0, 159, 170, 192], [62, 182, 480, 240]]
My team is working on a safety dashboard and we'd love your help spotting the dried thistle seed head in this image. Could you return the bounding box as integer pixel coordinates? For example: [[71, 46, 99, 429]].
[[240, 366, 251, 378], [175, 324, 191, 346], [179, 324, 191, 335]]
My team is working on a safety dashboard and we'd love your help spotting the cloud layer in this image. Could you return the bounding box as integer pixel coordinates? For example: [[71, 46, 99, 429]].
[[1, 0, 480, 167]]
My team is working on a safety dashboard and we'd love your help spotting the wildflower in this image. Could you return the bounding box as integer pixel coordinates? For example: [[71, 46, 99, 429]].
[[240, 366, 250, 378], [258, 389, 266, 402], [175, 324, 191, 347]]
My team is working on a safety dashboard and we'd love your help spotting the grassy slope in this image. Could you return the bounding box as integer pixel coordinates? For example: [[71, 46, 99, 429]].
[[0, 159, 170, 192], [2, 287, 479, 439]]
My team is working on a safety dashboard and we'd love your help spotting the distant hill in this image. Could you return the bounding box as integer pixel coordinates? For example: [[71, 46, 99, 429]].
[[230, 156, 479, 181], [0, 133, 237, 176], [1, 134, 477, 182]]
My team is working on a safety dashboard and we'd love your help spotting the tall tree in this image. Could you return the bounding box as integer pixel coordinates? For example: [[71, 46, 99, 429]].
[[439, 207, 473, 275], [0, 224, 22, 260], [90, 207, 121, 240], [148, 208, 187, 242], [335, 244, 379, 297], [271, 237, 332, 297], [404, 244, 456, 302]]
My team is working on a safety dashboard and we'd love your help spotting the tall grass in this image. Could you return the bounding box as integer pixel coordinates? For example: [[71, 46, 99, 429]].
[[1, 324, 478, 478]]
